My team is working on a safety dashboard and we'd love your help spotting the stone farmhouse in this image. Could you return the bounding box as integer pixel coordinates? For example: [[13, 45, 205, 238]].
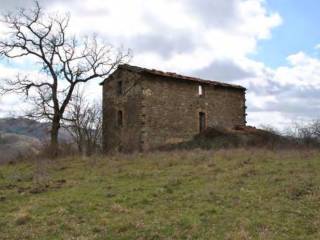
[[100, 64, 246, 152]]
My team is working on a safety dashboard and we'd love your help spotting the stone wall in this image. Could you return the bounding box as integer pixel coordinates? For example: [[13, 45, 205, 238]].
[[140, 74, 246, 150], [102, 69, 246, 152], [102, 69, 143, 152]]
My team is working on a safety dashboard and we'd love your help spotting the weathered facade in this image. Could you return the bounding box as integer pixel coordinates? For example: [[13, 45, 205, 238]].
[[101, 64, 246, 152]]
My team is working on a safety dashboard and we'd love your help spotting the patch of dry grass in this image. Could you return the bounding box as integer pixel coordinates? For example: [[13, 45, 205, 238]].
[[0, 148, 320, 239]]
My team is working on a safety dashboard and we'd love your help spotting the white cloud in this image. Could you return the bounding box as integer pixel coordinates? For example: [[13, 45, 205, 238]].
[[274, 52, 320, 88], [238, 0, 282, 39], [1, 0, 282, 71], [3, 0, 319, 130], [40, 0, 282, 73], [247, 111, 291, 130], [247, 92, 277, 109], [241, 50, 320, 129]]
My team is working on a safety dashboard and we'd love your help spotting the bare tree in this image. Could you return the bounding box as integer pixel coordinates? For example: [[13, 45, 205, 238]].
[[65, 88, 102, 156], [311, 120, 320, 140], [259, 124, 280, 135], [0, 132, 4, 144], [285, 120, 320, 147], [0, 1, 131, 157]]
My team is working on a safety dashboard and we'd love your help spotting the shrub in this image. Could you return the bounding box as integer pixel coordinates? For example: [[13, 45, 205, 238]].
[[161, 126, 299, 151]]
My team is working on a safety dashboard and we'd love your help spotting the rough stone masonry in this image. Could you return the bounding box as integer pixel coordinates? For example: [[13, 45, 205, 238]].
[[100, 64, 246, 152]]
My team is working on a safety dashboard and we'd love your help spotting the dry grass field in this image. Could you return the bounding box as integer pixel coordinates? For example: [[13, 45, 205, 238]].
[[1, 149, 320, 239]]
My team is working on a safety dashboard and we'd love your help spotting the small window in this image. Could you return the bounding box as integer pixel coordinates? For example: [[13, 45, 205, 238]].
[[199, 112, 206, 132], [117, 110, 123, 127], [117, 81, 123, 95], [198, 85, 204, 96]]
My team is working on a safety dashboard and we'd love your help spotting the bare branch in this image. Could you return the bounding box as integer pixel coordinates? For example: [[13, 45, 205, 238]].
[[63, 87, 102, 155], [0, 0, 131, 156]]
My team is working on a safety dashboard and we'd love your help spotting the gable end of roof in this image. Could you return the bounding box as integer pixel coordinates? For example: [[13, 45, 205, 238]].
[[100, 64, 246, 90]]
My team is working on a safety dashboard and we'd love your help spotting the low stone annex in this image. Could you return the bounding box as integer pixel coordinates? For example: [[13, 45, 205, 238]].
[[100, 64, 247, 152]]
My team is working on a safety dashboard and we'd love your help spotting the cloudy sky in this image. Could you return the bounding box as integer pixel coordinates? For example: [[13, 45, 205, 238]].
[[0, 0, 320, 129]]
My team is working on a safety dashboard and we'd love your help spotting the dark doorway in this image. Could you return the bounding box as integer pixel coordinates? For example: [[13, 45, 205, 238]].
[[117, 81, 123, 95], [199, 112, 206, 132]]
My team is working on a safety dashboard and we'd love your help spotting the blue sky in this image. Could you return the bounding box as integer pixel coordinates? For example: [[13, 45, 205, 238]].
[[254, 0, 320, 67]]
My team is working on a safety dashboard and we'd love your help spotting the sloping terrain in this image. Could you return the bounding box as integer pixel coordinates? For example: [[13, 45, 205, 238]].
[[0, 118, 73, 163], [0, 133, 42, 164], [163, 126, 297, 150], [0, 118, 50, 140], [0, 149, 320, 239], [0, 118, 71, 142]]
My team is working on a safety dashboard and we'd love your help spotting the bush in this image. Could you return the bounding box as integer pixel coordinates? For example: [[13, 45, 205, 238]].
[[284, 120, 320, 148], [161, 126, 299, 151]]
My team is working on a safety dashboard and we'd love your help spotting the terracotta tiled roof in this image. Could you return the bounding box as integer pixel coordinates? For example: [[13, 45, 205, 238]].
[[101, 64, 246, 90]]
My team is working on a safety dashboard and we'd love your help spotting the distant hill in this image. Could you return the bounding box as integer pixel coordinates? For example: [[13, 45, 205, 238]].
[[0, 118, 49, 140], [0, 132, 42, 163], [0, 118, 72, 163], [0, 118, 72, 142]]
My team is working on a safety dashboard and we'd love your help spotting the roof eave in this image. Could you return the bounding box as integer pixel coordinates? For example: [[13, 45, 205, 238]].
[[99, 68, 120, 85], [100, 64, 247, 91], [140, 70, 246, 91]]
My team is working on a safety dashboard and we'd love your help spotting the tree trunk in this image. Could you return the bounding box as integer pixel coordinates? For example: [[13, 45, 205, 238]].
[[86, 141, 93, 156], [77, 140, 83, 155], [50, 118, 60, 158], [78, 135, 84, 155]]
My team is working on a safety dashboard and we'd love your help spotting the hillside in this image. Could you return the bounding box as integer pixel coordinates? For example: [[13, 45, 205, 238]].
[[1, 149, 320, 239], [0, 118, 72, 163], [0, 118, 50, 140], [0, 133, 42, 164], [163, 126, 297, 150], [0, 118, 71, 141]]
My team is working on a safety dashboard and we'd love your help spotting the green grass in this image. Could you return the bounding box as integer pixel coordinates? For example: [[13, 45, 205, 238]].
[[1, 149, 320, 239]]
